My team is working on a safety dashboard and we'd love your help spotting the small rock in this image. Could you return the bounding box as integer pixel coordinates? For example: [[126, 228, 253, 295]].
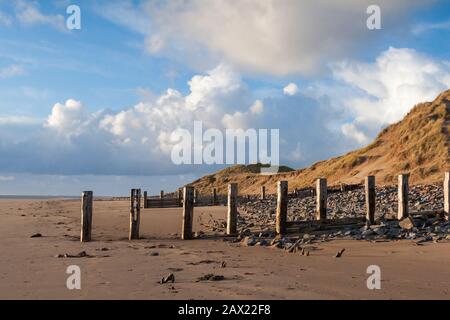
[[197, 274, 225, 282], [30, 233, 42, 238], [335, 248, 346, 258], [399, 217, 416, 230], [160, 273, 175, 284]]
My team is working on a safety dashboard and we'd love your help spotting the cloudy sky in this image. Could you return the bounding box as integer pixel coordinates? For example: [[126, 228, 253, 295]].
[[0, 0, 449, 195]]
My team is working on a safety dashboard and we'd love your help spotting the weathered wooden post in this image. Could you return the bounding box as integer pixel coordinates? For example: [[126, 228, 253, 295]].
[[80, 191, 93, 242], [261, 186, 266, 200], [129, 189, 141, 240], [444, 172, 450, 220], [365, 176, 375, 225], [398, 174, 409, 220], [160, 190, 164, 199], [181, 186, 194, 240], [227, 183, 238, 235], [316, 178, 327, 220], [212, 188, 217, 205], [276, 181, 288, 234], [143, 191, 148, 209]]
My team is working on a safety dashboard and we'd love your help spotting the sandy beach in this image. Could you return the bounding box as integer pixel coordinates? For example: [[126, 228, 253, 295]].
[[0, 198, 449, 300]]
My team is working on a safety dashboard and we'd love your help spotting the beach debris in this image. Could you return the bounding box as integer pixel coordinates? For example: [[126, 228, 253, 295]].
[[30, 233, 42, 238], [399, 217, 416, 230], [233, 184, 449, 250], [335, 248, 346, 258], [221, 261, 227, 268], [149, 252, 159, 256], [55, 251, 93, 258], [160, 273, 175, 284], [197, 274, 225, 282]]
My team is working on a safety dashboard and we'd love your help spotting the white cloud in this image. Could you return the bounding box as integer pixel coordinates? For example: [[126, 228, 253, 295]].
[[0, 63, 351, 176], [45, 99, 90, 137], [14, 0, 66, 31], [283, 83, 299, 96], [341, 123, 369, 144], [250, 100, 264, 114], [333, 47, 450, 129], [100, 0, 429, 76], [0, 64, 25, 78]]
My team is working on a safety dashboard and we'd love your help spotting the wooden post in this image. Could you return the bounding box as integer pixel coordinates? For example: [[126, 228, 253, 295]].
[[227, 183, 238, 235], [212, 188, 217, 205], [445, 172, 450, 221], [260, 186, 266, 200], [398, 174, 409, 220], [179, 188, 184, 207], [160, 190, 164, 199], [181, 186, 194, 240], [129, 189, 141, 240], [316, 178, 327, 221], [143, 191, 148, 209], [80, 191, 93, 242], [365, 176, 375, 225], [276, 181, 288, 234]]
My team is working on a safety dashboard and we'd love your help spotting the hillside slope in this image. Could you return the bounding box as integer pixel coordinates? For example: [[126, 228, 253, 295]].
[[189, 90, 450, 195]]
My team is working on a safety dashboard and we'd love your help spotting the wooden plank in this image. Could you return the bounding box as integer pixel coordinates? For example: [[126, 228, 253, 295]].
[[143, 191, 148, 209], [227, 183, 238, 235], [444, 172, 450, 221], [212, 188, 217, 205], [398, 174, 409, 220], [316, 178, 327, 220], [80, 191, 93, 242], [365, 176, 376, 225], [181, 187, 194, 240], [129, 189, 141, 240], [261, 186, 266, 200], [276, 181, 288, 234]]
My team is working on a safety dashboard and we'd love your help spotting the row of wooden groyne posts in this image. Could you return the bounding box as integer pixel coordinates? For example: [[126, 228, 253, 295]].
[[79, 172, 450, 243]]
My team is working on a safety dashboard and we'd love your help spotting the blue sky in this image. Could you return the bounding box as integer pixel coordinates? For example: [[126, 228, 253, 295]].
[[0, 0, 449, 196]]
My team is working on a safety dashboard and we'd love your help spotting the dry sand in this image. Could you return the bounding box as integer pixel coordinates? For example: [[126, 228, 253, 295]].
[[0, 198, 449, 300]]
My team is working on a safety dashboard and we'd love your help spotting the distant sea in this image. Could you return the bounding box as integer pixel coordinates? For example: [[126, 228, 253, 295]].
[[0, 195, 80, 200]]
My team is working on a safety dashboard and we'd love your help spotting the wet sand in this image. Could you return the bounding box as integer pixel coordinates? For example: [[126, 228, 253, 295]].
[[0, 198, 449, 300]]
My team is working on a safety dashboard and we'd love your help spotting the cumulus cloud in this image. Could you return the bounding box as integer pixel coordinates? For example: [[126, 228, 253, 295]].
[[99, 0, 429, 76], [0, 63, 351, 175], [332, 47, 450, 141], [283, 83, 299, 96], [2, 47, 448, 177], [45, 99, 90, 137]]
